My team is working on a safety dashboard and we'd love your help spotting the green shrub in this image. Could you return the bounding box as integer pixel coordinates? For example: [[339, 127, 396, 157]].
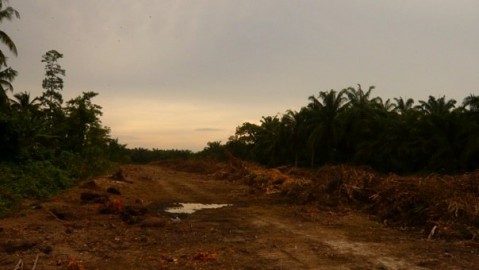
[[0, 161, 72, 200]]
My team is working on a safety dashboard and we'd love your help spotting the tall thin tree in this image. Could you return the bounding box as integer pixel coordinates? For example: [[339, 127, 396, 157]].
[[41, 50, 65, 110]]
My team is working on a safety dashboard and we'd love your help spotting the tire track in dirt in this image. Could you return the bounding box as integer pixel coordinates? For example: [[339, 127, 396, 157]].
[[97, 166, 479, 268], [247, 209, 426, 270], [133, 165, 472, 269]]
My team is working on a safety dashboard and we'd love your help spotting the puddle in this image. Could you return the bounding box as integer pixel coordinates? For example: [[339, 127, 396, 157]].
[[164, 203, 232, 214]]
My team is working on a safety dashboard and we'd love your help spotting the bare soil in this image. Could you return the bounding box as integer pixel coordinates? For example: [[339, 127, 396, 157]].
[[1, 164, 479, 269]]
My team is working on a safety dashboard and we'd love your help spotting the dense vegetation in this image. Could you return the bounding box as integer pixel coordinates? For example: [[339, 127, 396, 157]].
[[0, 2, 126, 214], [217, 85, 479, 174]]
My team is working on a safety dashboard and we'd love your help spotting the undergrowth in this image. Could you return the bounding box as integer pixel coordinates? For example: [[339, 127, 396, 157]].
[[0, 156, 119, 217]]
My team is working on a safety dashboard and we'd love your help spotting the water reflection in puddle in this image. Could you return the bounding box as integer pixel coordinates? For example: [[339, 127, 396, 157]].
[[164, 203, 232, 214]]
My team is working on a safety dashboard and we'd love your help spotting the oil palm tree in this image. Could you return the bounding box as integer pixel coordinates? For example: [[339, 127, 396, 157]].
[[375, 97, 395, 112], [418, 96, 456, 115], [306, 89, 347, 166], [282, 109, 308, 167], [416, 96, 460, 171], [255, 115, 282, 165], [463, 94, 479, 113], [345, 84, 379, 110], [393, 97, 415, 114], [340, 85, 379, 162]]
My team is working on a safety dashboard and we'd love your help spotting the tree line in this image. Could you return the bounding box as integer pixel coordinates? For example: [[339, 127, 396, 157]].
[[209, 85, 479, 174], [1, 49, 125, 169]]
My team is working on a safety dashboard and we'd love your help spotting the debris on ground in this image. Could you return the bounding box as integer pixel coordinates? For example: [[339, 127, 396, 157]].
[[110, 169, 133, 183]]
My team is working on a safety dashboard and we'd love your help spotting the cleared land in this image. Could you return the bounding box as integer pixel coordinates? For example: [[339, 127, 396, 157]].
[[1, 163, 478, 269]]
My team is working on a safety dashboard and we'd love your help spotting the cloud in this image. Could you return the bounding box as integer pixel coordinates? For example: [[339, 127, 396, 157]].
[[2, 0, 479, 151]]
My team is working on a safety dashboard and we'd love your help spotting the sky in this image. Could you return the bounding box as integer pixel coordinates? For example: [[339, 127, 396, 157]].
[[2, 0, 479, 151]]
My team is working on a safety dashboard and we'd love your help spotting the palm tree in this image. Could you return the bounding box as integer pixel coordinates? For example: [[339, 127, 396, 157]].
[[416, 96, 461, 171], [0, 0, 20, 66], [255, 115, 282, 165], [10, 91, 40, 114], [0, 66, 16, 110], [8, 92, 46, 160], [375, 97, 395, 112], [281, 109, 308, 167], [418, 96, 456, 115], [463, 94, 479, 113], [456, 95, 479, 171], [345, 84, 379, 110], [306, 89, 347, 166], [393, 97, 415, 114], [0, 66, 15, 91], [339, 85, 380, 163], [0, 1, 19, 111]]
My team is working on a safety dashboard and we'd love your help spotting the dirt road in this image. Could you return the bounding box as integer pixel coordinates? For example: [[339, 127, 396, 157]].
[[1, 164, 478, 269]]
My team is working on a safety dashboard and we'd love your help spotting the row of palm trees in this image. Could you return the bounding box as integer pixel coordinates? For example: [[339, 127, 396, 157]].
[[225, 85, 479, 174]]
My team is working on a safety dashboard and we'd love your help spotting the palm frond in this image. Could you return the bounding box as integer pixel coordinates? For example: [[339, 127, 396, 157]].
[[0, 6, 20, 22], [0, 31, 17, 56]]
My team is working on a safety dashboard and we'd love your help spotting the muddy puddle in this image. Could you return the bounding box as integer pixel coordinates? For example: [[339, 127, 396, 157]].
[[164, 203, 232, 214]]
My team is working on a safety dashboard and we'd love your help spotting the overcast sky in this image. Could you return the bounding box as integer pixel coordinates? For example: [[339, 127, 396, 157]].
[[3, 0, 479, 151]]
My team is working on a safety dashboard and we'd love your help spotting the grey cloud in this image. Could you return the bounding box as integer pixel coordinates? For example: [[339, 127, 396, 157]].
[[2, 0, 479, 150]]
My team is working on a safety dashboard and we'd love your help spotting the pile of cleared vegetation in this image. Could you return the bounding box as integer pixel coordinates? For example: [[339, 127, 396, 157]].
[[157, 158, 479, 241], [283, 165, 479, 240]]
